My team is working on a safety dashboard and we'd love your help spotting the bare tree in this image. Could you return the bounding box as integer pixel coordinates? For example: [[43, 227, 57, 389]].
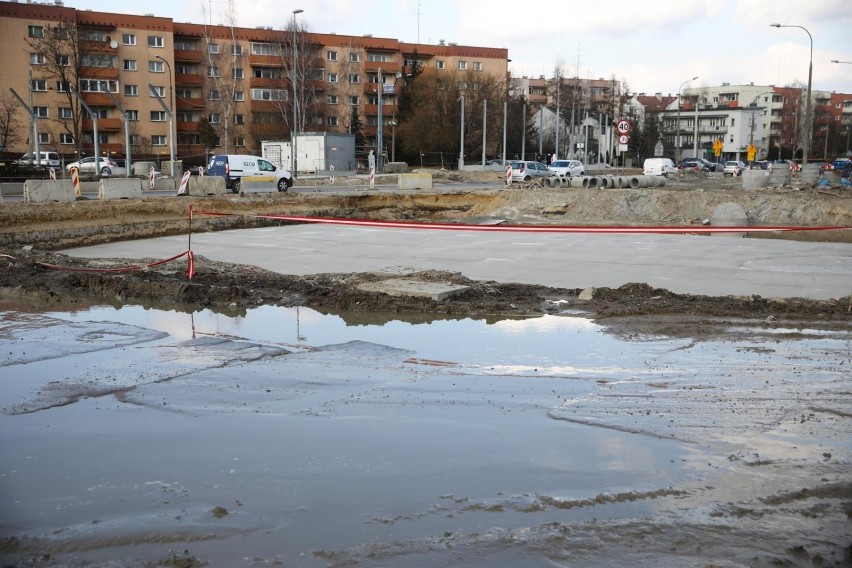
[[0, 93, 23, 153], [25, 18, 84, 157]]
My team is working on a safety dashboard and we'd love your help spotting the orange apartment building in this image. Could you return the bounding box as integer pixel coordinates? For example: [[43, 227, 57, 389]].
[[0, 1, 509, 166]]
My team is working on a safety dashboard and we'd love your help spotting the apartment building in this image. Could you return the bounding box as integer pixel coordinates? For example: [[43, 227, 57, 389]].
[[0, 1, 508, 165]]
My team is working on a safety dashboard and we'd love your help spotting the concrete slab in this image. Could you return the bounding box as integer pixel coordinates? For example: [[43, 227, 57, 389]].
[[63, 224, 852, 300], [357, 278, 470, 300]]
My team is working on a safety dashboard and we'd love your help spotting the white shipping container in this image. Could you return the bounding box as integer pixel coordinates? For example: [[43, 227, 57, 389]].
[[262, 133, 356, 175]]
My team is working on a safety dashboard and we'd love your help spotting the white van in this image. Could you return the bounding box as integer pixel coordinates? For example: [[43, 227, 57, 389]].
[[14, 151, 60, 167], [206, 154, 293, 193], [643, 158, 677, 177]]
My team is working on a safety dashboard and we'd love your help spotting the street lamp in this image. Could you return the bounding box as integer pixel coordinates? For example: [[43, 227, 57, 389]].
[[291, 8, 303, 177], [831, 60, 852, 64], [771, 23, 812, 166], [155, 55, 176, 176], [676, 76, 698, 162]]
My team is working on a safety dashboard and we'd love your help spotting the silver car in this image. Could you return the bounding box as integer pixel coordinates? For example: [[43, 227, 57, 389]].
[[722, 161, 746, 176], [510, 160, 553, 182], [548, 159, 585, 177]]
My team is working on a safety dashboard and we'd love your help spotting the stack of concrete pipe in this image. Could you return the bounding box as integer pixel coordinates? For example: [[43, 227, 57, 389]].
[[545, 175, 669, 189]]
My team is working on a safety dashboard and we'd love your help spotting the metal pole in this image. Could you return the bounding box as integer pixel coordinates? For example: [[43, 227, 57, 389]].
[[155, 55, 175, 176], [501, 100, 507, 164], [676, 76, 698, 163], [292, 9, 303, 176], [481, 99, 486, 165], [459, 95, 465, 168], [520, 103, 526, 160], [377, 68, 383, 171], [100, 82, 132, 177]]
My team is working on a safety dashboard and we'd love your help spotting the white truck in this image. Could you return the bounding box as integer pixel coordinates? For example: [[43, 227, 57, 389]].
[[262, 133, 356, 175]]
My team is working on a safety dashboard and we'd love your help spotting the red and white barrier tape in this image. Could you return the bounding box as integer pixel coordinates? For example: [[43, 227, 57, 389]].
[[196, 211, 850, 234], [39, 250, 196, 279]]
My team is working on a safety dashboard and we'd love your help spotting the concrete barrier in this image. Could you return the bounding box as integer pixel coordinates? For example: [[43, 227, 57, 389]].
[[398, 173, 433, 190], [133, 161, 158, 176], [24, 179, 75, 202], [710, 203, 748, 238], [384, 162, 409, 173], [768, 167, 792, 186], [182, 176, 226, 196], [153, 178, 177, 191], [239, 175, 278, 193], [741, 169, 770, 190], [99, 178, 143, 200]]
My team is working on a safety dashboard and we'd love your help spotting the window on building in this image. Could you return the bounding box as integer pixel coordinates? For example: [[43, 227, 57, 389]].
[[97, 133, 108, 144], [234, 114, 244, 124], [436, 60, 445, 70], [125, 85, 138, 96], [368, 95, 378, 105], [55, 80, 69, 92], [348, 74, 360, 84], [124, 59, 137, 71], [327, 95, 339, 104], [233, 91, 245, 101], [208, 90, 220, 101], [56, 55, 70, 67], [58, 107, 73, 119], [152, 135, 167, 146], [60, 133, 74, 145], [37, 132, 50, 144], [232, 44, 243, 56], [349, 53, 360, 62], [208, 43, 220, 54], [174, 40, 195, 51], [53, 27, 68, 40], [151, 111, 166, 122], [178, 133, 200, 145], [327, 116, 338, 127], [731, 118, 735, 126], [149, 60, 164, 73], [208, 113, 220, 124], [254, 68, 282, 79], [28, 26, 44, 38], [328, 73, 338, 83], [149, 85, 165, 97], [233, 68, 244, 79], [131, 135, 142, 145], [31, 79, 46, 92], [327, 50, 338, 61], [127, 110, 139, 121], [349, 96, 359, 105], [33, 106, 48, 118], [251, 88, 287, 101], [473, 61, 482, 71], [234, 137, 245, 147], [148, 35, 164, 48], [250, 42, 277, 56], [82, 54, 116, 68], [207, 66, 220, 78], [29, 53, 45, 65], [367, 53, 388, 62], [458, 61, 467, 70], [122, 33, 136, 45], [176, 88, 192, 99]]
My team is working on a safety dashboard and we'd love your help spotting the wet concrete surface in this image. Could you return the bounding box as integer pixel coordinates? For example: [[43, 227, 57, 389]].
[[1, 304, 850, 567]]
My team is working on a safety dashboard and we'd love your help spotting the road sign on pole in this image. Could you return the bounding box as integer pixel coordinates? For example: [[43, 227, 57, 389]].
[[616, 119, 631, 135]]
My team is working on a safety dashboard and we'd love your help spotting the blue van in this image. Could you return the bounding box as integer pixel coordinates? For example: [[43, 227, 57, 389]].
[[206, 154, 293, 193]]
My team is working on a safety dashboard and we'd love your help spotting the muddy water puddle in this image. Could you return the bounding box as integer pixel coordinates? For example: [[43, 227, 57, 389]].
[[1, 304, 850, 567]]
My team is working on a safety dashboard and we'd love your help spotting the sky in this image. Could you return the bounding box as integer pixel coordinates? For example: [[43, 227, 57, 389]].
[[66, 0, 852, 95]]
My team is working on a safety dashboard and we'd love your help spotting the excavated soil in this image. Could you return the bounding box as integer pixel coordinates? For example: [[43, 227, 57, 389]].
[[1, 168, 851, 326]]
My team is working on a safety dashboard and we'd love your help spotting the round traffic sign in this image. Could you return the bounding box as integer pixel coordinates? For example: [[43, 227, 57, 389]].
[[618, 134, 629, 144], [616, 119, 631, 134]]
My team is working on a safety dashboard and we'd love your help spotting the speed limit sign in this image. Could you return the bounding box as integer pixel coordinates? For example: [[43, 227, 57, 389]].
[[616, 119, 631, 135], [618, 134, 629, 144]]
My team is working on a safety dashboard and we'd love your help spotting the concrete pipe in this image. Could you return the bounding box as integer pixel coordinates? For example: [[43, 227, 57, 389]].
[[560, 176, 570, 188], [710, 203, 748, 238], [632, 176, 652, 188], [583, 176, 599, 189], [768, 167, 791, 187], [597, 176, 611, 189], [616, 176, 631, 188], [544, 176, 556, 188], [741, 169, 770, 190], [798, 164, 822, 186], [570, 176, 586, 188], [650, 175, 667, 187]]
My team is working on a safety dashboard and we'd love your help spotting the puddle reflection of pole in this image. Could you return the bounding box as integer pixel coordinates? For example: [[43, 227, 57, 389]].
[[191, 311, 196, 339], [296, 307, 306, 342]]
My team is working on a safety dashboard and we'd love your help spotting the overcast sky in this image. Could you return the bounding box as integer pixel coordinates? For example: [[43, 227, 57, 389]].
[[69, 0, 852, 95]]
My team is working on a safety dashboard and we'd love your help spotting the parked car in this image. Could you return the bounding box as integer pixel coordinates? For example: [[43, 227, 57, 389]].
[[509, 160, 553, 182], [643, 158, 678, 177], [722, 161, 746, 176], [207, 154, 293, 192], [65, 156, 124, 176], [548, 159, 585, 177], [13, 151, 60, 167], [749, 161, 770, 170], [679, 157, 719, 172]]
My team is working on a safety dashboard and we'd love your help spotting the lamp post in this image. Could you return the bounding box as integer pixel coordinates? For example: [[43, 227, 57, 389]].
[[291, 8, 303, 177], [155, 55, 176, 177], [676, 76, 698, 163], [771, 24, 812, 166]]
